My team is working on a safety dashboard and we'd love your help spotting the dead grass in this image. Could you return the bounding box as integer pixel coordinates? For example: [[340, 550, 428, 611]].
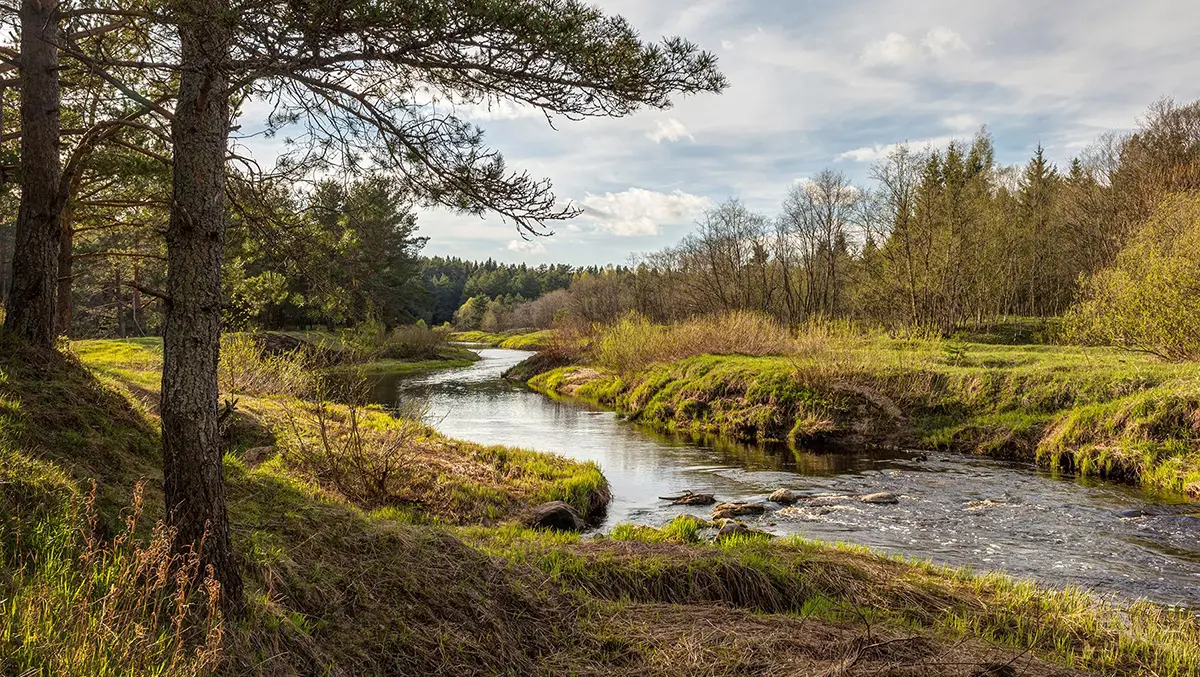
[[589, 311, 795, 372]]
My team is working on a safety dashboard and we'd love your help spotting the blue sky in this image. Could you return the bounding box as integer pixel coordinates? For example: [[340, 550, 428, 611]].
[[245, 0, 1200, 266]]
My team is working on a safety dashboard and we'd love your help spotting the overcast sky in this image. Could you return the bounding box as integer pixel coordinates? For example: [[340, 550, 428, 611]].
[[244, 0, 1200, 266]]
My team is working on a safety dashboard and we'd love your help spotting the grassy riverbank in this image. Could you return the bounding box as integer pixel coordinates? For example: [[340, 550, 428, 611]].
[[449, 329, 553, 350], [527, 317, 1200, 500], [3, 335, 1198, 675]]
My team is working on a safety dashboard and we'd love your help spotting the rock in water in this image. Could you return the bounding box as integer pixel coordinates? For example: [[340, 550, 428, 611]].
[[859, 492, 900, 505], [659, 490, 716, 506], [523, 501, 585, 531], [711, 501, 768, 520], [768, 489, 800, 504], [714, 519, 748, 540]]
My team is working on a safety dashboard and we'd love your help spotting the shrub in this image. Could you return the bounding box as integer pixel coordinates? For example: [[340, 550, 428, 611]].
[[342, 320, 453, 362], [218, 333, 319, 397], [1064, 193, 1200, 360], [591, 311, 794, 372], [279, 379, 428, 507], [379, 323, 451, 360], [1, 483, 224, 676]]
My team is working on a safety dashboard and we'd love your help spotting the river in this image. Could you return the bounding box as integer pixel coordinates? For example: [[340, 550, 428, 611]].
[[365, 347, 1200, 608]]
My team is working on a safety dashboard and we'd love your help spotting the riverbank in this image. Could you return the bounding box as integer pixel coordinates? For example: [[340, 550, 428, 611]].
[[449, 329, 553, 350], [3, 336, 1198, 675], [527, 336, 1200, 500]]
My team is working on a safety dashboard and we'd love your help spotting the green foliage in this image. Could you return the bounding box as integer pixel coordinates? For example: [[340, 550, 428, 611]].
[[224, 176, 428, 329], [1065, 193, 1200, 361]]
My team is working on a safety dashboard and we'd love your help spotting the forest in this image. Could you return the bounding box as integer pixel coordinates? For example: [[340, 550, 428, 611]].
[[2, 1, 1200, 676]]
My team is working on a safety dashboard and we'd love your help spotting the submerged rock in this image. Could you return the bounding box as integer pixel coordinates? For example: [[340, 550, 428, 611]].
[[768, 489, 801, 504], [711, 501, 768, 520], [859, 492, 900, 505], [660, 490, 717, 506], [523, 501, 585, 532]]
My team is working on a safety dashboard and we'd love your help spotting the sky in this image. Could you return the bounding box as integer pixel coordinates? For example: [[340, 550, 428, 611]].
[[244, 0, 1200, 266]]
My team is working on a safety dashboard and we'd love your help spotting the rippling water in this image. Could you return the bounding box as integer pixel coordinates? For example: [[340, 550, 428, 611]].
[[365, 347, 1200, 607]]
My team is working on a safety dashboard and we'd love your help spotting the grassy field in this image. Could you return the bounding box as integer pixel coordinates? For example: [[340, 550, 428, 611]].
[[449, 329, 554, 350], [3, 334, 1198, 675], [528, 320, 1200, 500]]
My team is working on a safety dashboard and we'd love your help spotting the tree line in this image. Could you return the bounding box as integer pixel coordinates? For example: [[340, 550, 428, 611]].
[[0, 0, 725, 611], [553, 99, 1200, 336]]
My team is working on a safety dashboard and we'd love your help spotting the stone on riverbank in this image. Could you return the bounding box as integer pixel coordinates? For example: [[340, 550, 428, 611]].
[[859, 492, 900, 505], [523, 501, 585, 531]]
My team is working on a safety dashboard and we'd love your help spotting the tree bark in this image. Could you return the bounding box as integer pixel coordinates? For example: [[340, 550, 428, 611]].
[[4, 0, 63, 347], [161, 1, 243, 612], [54, 210, 73, 336]]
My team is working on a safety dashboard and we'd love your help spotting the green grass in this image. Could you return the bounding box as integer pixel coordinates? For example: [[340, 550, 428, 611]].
[[323, 355, 478, 376], [466, 521, 1200, 677], [449, 329, 554, 350], [5, 334, 1200, 675], [530, 335, 1200, 499]]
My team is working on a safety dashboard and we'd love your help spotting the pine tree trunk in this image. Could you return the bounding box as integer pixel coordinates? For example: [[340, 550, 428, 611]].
[[54, 212, 73, 336], [161, 4, 243, 612], [4, 0, 62, 347]]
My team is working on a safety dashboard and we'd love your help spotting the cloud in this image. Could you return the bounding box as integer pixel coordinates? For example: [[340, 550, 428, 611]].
[[506, 239, 548, 254], [835, 136, 957, 163], [862, 26, 968, 67], [861, 33, 914, 66], [581, 188, 712, 236], [922, 26, 969, 57], [647, 118, 695, 143], [943, 113, 980, 131], [458, 98, 543, 121]]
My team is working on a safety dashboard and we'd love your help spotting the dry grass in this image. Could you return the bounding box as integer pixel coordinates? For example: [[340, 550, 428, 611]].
[[218, 334, 320, 397], [1, 483, 223, 677], [589, 311, 795, 372]]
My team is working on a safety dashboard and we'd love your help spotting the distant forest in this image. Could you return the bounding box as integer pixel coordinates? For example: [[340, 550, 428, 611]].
[[4, 98, 1199, 353]]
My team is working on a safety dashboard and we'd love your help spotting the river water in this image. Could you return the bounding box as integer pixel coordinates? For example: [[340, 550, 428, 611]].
[[366, 347, 1200, 608]]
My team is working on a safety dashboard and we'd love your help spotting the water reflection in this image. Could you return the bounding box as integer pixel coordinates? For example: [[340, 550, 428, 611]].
[[362, 348, 1200, 607]]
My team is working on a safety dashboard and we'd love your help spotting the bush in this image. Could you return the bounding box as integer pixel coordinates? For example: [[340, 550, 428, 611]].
[[218, 333, 319, 396], [279, 379, 428, 508], [342, 320, 453, 362], [1065, 194, 1200, 360], [592, 311, 794, 372]]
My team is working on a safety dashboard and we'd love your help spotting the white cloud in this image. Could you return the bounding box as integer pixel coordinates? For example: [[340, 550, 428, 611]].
[[921, 26, 969, 58], [647, 118, 695, 143], [507, 239, 548, 254], [836, 135, 957, 163], [862, 26, 967, 67], [581, 188, 712, 237], [943, 113, 980, 131], [458, 98, 543, 121], [861, 32, 914, 66]]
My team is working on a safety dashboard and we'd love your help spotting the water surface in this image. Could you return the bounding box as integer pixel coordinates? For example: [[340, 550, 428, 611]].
[[367, 348, 1200, 607]]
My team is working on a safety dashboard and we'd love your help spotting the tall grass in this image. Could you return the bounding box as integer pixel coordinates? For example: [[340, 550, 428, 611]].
[[1, 483, 224, 676], [591, 311, 795, 372]]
